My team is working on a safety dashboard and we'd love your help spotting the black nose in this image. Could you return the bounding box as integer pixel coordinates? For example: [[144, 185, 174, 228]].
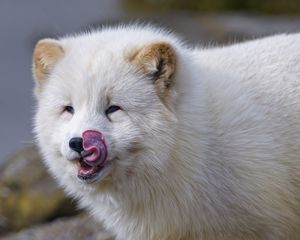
[[69, 137, 83, 154]]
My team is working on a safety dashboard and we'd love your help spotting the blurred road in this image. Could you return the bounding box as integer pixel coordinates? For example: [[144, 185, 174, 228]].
[[1, 0, 300, 164]]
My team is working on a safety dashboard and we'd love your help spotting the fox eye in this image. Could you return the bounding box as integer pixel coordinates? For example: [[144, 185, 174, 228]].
[[63, 105, 74, 114], [105, 105, 121, 116]]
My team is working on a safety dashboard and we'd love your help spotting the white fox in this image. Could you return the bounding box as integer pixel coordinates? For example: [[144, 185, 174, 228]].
[[33, 25, 300, 239]]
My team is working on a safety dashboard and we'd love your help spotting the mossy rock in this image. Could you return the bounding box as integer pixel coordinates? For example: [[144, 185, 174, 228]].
[[0, 145, 79, 235]]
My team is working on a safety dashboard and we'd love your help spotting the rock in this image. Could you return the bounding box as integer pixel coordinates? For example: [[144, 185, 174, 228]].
[[0, 145, 79, 236], [2, 214, 113, 240]]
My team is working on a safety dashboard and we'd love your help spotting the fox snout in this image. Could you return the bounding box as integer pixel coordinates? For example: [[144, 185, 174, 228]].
[[82, 130, 107, 166], [68, 130, 107, 164]]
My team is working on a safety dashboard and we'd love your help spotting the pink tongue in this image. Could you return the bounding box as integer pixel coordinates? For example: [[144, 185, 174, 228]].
[[82, 130, 107, 166]]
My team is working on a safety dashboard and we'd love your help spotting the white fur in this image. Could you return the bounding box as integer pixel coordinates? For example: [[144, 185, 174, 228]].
[[34, 25, 300, 240]]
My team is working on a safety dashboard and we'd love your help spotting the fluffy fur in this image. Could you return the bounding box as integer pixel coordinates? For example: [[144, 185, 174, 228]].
[[33, 25, 300, 240]]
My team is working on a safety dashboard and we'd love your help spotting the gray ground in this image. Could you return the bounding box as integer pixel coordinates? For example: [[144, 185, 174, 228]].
[[2, 214, 113, 240], [1, 0, 300, 164]]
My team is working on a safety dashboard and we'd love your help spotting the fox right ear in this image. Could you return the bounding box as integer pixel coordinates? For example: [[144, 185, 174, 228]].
[[33, 39, 64, 89]]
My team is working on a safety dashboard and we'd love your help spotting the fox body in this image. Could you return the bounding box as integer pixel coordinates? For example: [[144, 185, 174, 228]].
[[33, 26, 300, 239]]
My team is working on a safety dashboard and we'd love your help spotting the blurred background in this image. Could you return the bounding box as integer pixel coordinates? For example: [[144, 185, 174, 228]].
[[0, 0, 300, 239]]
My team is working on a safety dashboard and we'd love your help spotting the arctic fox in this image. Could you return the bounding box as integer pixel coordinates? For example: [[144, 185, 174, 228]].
[[33, 25, 300, 240]]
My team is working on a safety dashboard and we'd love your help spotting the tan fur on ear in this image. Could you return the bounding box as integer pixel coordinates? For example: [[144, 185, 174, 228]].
[[33, 39, 64, 86], [130, 42, 176, 103]]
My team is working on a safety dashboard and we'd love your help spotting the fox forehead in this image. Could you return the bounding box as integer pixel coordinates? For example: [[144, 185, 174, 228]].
[[57, 44, 127, 82], [48, 48, 155, 111]]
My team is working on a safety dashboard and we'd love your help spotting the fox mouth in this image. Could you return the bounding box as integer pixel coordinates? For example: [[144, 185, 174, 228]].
[[76, 150, 108, 183], [74, 130, 108, 183]]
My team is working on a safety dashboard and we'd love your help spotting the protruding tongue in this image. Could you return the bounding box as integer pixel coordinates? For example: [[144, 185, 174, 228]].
[[82, 130, 107, 167]]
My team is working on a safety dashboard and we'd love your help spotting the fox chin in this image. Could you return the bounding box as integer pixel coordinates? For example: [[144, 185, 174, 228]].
[[33, 25, 300, 240]]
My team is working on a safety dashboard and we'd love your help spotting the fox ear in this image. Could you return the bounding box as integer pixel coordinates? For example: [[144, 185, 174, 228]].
[[131, 42, 176, 102], [33, 39, 64, 89]]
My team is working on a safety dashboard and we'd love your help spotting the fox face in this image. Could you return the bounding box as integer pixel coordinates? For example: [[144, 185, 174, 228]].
[[33, 28, 179, 191]]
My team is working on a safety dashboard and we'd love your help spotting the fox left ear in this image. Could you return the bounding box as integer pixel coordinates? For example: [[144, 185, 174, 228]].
[[33, 39, 64, 91], [130, 42, 176, 103]]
